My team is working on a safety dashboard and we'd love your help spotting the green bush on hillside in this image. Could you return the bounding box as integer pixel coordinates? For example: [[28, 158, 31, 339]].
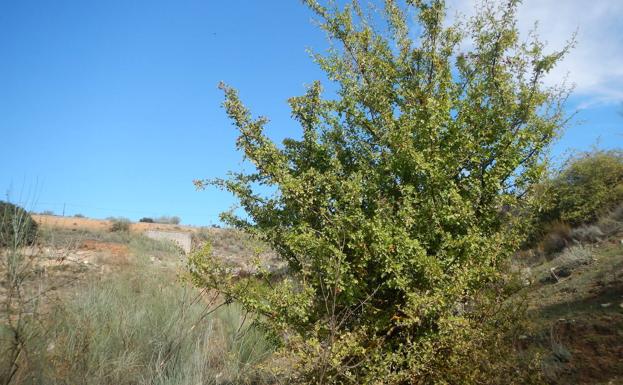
[[541, 150, 623, 226], [0, 201, 38, 248]]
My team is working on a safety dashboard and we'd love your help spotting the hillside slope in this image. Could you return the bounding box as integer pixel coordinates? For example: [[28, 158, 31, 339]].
[[521, 236, 623, 384], [26, 214, 623, 384]]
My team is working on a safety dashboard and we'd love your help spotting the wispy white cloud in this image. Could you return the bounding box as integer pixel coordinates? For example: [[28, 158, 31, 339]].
[[446, 0, 623, 108]]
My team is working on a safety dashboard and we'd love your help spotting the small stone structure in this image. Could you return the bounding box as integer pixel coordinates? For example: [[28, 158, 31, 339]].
[[144, 230, 192, 254]]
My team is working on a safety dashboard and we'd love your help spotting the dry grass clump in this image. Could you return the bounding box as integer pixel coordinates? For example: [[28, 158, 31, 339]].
[[536, 245, 595, 284], [596, 203, 623, 236], [1, 267, 274, 385], [519, 203, 623, 268], [553, 245, 594, 272], [570, 225, 604, 243], [109, 217, 131, 232]]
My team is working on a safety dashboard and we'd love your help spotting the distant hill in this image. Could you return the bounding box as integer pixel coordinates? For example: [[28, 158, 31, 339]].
[[32, 214, 197, 233]]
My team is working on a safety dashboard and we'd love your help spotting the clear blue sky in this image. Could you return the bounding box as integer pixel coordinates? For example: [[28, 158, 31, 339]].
[[1, 0, 621, 226]]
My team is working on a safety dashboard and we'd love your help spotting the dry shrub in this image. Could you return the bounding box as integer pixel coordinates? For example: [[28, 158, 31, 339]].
[[538, 245, 594, 283], [596, 203, 623, 236], [539, 222, 572, 256], [553, 245, 594, 273], [570, 225, 604, 243], [109, 217, 131, 232], [154, 215, 181, 225]]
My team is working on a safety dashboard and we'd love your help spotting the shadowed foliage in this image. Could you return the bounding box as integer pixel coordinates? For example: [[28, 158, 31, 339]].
[[0, 201, 37, 248]]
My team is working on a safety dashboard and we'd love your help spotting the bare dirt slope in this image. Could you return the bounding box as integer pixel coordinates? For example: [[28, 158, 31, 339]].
[[524, 239, 623, 384]]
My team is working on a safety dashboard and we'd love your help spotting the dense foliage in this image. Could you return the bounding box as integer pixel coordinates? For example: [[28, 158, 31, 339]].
[[538, 150, 623, 226], [192, 0, 571, 383], [0, 201, 37, 248]]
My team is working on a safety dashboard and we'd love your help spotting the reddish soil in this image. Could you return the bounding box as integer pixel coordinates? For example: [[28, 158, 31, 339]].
[[529, 241, 623, 385], [32, 214, 196, 233], [80, 240, 129, 257], [548, 313, 623, 385]]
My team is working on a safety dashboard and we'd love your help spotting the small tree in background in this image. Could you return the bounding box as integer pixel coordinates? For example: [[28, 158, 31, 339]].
[[154, 215, 181, 225], [109, 217, 131, 232], [539, 149, 623, 226], [192, 0, 572, 383], [0, 201, 37, 248]]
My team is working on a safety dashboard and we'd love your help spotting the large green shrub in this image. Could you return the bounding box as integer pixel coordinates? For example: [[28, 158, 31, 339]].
[[0, 201, 38, 248], [540, 150, 623, 226], [192, 1, 570, 383]]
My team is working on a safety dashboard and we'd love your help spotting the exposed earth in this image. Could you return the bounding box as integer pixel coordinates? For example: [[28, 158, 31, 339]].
[[521, 239, 623, 384], [32, 214, 197, 233]]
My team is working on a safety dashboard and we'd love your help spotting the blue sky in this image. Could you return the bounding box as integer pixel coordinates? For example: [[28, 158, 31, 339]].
[[1, 0, 621, 226]]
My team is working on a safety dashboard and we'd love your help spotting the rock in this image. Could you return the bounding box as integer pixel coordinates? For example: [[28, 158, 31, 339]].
[[600, 303, 611, 308]]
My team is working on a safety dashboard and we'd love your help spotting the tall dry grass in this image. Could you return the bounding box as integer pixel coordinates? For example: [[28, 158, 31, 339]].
[[3, 267, 274, 385]]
